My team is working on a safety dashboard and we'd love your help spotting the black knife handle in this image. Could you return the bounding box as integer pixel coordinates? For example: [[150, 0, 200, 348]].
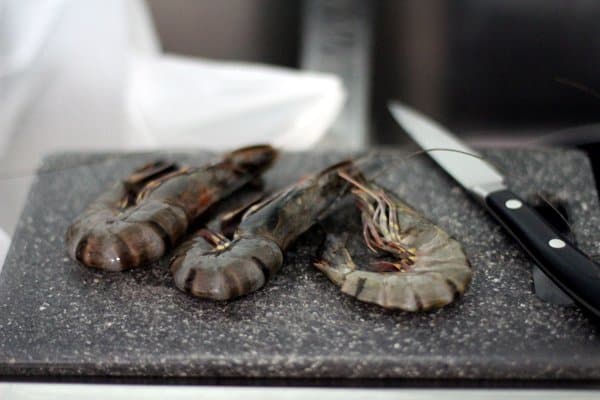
[[486, 189, 600, 317]]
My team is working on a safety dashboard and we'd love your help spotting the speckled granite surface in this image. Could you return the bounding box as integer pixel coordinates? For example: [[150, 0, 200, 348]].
[[0, 148, 599, 381]]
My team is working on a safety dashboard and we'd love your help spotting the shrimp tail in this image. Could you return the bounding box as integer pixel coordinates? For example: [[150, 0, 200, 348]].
[[170, 234, 283, 301]]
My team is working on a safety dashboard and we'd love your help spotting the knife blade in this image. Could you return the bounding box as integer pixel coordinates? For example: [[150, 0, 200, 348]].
[[388, 101, 600, 317]]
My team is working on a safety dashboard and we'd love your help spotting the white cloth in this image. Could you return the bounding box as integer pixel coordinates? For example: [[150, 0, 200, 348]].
[[128, 55, 344, 150], [0, 0, 344, 236], [0, 0, 157, 235]]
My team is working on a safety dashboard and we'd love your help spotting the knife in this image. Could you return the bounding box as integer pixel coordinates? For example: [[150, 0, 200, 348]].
[[388, 101, 600, 318]]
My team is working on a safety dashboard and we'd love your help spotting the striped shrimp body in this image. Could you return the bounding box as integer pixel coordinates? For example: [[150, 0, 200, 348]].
[[314, 173, 472, 311], [170, 161, 358, 300], [66, 145, 277, 271]]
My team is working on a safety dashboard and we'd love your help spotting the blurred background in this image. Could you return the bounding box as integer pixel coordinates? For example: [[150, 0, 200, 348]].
[[148, 0, 600, 142], [1, 0, 600, 261]]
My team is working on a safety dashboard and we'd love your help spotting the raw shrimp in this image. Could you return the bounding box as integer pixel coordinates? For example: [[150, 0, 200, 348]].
[[314, 171, 472, 311], [170, 161, 360, 300], [65, 145, 277, 271]]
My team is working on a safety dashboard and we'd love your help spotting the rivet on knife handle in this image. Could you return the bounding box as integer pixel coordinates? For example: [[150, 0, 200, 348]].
[[486, 189, 600, 317]]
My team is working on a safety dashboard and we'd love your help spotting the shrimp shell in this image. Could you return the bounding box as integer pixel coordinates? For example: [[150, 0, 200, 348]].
[[170, 160, 359, 300], [315, 174, 472, 311], [66, 145, 277, 271]]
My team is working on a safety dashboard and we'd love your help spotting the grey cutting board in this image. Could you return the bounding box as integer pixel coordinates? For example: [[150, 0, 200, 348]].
[[0, 148, 599, 380]]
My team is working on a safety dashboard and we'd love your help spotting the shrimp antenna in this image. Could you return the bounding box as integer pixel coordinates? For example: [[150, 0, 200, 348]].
[[555, 77, 600, 101], [353, 147, 492, 182], [534, 192, 577, 242], [508, 78, 600, 147], [353, 147, 581, 246]]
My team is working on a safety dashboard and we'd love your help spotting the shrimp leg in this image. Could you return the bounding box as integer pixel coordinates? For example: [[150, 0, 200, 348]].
[[66, 145, 277, 271]]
